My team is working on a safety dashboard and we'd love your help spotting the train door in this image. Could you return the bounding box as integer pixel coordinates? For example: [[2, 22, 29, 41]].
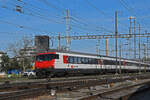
[[63, 55, 69, 68], [98, 58, 103, 74]]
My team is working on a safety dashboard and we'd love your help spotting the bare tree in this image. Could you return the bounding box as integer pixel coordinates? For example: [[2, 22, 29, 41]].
[[7, 41, 22, 57], [7, 36, 33, 72], [20, 36, 33, 72]]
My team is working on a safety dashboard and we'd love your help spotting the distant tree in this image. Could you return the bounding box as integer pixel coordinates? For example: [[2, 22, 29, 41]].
[[7, 36, 33, 57], [1, 54, 10, 73], [9, 57, 21, 70], [7, 36, 33, 72], [19, 57, 33, 71]]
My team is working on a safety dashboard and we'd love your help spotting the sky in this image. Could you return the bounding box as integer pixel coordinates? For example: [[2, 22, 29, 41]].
[[0, 0, 149, 59]]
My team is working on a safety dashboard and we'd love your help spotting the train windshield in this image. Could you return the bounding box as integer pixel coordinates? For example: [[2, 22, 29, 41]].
[[36, 54, 59, 62]]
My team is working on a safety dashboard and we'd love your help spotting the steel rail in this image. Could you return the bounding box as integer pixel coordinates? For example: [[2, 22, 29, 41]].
[[0, 88, 46, 100], [0, 73, 149, 91], [0, 74, 150, 100], [79, 80, 150, 100]]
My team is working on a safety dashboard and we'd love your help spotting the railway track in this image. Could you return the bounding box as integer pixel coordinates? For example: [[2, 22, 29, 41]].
[[0, 73, 147, 91], [0, 88, 46, 100], [79, 79, 150, 100], [0, 73, 150, 100]]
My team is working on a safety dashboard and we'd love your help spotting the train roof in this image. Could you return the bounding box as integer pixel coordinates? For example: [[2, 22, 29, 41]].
[[36, 49, 150, 65], [45, 49, 138, 61]]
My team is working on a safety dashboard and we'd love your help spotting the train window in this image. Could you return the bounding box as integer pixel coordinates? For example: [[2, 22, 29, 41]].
[[95, 59, 98, 64], [91, 58, 97, 64], [68, 57, 70, 63], [107, 60, 110, 65], [141, 64, 145, 67], [118, 61, 122, 65], [88, 58, 92, 64], [103, 60, 116, 65], [103, 60, 108, 65], [74, 57, 78, 64], [85, 58, 89, 64], [78, 57, 82, 64], [68, 56, 74, 63], [126, 62, 137, 66], [91, 59, 94, 64], [81, 57, 85, 64], [116, 61, 120, 65], [126, 62, 130, 66], [130, 63, 135, 66], [112, 60, 116, 65]]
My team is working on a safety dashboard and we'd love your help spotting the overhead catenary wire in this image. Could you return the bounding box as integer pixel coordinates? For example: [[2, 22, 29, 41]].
[[2, 1, 100, 33], [71, 15, 114, 33], [1, 4, 99, 33], [41, 0, 114, 33], [0, 4, 108, 35], [0, 4, 65, 25], [0, 18, 53, 33], [20, 0, 110, 33], [8, 0, 115, 34], [55, 0, 67, 9], [85, 0, 129, 33], [119, 0, 134, 14], [14, 0, 63, 18], [54, 0, 99, 32], [8, 1, 65, 24], [1, 0, 132, 35], [85, 0, 108, 16], [39, 0, 65, 13], [118, 0, 146, 27], [70, 16, 114, 33], [40, 0, 112, 33]]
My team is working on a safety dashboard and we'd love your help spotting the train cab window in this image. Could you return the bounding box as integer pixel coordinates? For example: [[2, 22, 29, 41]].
[[36, 54, 59, 61], [55, 54, 59, 59], [46, 54, 59, 60], [36, 55, 45, 61]]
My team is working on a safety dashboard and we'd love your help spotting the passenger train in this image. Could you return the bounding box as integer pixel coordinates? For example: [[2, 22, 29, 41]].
[[34, 50, 150, 78]]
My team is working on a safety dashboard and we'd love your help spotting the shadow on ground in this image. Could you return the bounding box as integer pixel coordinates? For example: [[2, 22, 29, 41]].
[[128, 84, 150, 100]]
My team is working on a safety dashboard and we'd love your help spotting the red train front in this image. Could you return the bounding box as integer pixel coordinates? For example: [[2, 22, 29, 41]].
[[35, 52, 59, 77]]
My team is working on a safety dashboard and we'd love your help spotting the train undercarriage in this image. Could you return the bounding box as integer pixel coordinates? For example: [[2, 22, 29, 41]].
[[35, 68, 146, 78]]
